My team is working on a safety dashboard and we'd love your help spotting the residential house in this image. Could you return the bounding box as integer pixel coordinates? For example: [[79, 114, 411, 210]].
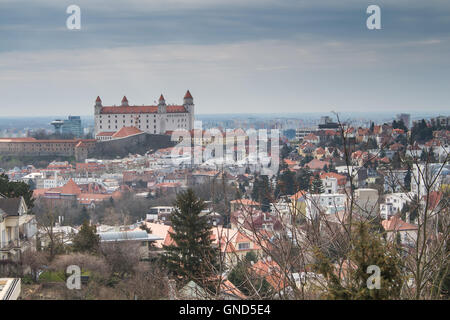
[[0, 196, 37, 263]]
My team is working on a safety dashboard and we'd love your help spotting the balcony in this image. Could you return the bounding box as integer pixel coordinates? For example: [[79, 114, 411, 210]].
[[0, 239, 20, 251]]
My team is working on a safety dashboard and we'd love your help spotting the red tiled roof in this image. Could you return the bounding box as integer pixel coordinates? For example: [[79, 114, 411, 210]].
[[320, 172, 347, 185], [96, 96, 102, 102], [59, 179, 82, 195], [290, 190, 307, 201], [306, 159, 330, 170], [96, 131, 115, 137], [100, 105, 187, 114], [382, 216, 418, 232], [184, 90, 193, 99], [304, 133, 319, 140], [251, 259, 288, 291], [112, 126, 143, 138], [424, 191, 443, 211]]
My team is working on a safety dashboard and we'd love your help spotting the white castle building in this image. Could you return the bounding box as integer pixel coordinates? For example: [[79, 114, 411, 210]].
[[94, 91, 195, 138]]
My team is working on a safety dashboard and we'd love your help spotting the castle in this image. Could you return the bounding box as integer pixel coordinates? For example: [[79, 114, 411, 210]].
[[94, 91, 195, 138]]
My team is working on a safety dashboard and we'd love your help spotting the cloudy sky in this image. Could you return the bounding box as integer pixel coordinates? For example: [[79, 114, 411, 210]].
[[0, 0, 449, 116]]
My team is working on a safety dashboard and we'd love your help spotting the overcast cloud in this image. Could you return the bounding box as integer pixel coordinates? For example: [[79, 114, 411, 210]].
[[0, 0, 449, 116]]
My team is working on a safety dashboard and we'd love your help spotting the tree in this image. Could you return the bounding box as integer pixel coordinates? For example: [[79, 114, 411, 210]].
[[310, 175, 324, 194], [280, 144, 292, 159], [72, 221, 100, 254], [0, 173, 34, 208], [74, 206, 90, 226], [404, 166, 412, 191], [228, 254, 272, 298], [411, 119, 433, 143], [252, 175, 272, 211], [277, 170, 296, 197], [313, 222, 403, 299], [392, 152, 402, 169], [162, 189, 218, 285], [296, 168, 312, 191]]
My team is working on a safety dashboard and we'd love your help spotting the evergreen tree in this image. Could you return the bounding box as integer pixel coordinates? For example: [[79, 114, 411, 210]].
[[277, 170, 296, 197], [392, 152, 402, 169], [296, 168, 312, 191], [74, 206, 90, 226], [0, 173, 34, 208], [72, 220, 99, 253], [228, 253, 272, 297], [252, 175, 272, 211], [162, 189, 218, 284], [313, 222, 403, 299], [404, 166, 411, 191], [310, 175, 324, 194], [280, 144, 292, 159]]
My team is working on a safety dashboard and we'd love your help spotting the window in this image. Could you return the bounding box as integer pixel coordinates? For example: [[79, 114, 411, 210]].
[[238, 242, 250, 250]]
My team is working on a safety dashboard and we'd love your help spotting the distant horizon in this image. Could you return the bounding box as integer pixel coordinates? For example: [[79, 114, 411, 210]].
[[0, 110, 449, 119]]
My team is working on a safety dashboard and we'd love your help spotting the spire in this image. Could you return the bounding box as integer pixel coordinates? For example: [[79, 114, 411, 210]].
[[183, 90, 193, 108], [158, 94, 166, 114], [121, 96, 129, 106], [95, 96, 102, 108], [184, 90, 193, 99]]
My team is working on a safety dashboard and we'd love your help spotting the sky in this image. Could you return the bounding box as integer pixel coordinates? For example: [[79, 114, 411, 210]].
[[0, 0, 449, 117]]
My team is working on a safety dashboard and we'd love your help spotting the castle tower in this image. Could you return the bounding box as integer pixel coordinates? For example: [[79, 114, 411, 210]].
[[158, 94, 166, 113], [183, 90, 194, 130], [121, 96, 129, 107], [158, 94, 167, 134], [94, 96, 102, 115]]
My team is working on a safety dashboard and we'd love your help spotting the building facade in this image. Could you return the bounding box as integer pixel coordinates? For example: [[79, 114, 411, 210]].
[[0, 138, 96, 161], [94, 91, 195, 137]]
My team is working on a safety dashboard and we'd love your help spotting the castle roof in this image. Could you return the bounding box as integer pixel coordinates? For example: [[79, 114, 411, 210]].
[[99, 105, 187, 114], [184, 90, 193, 99]]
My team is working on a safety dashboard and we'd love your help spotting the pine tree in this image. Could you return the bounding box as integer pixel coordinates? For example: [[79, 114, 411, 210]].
[[162, 189, 218, 284], [310, 175, 324, 194], [0, 173, 34, 208], [313, 222, 403, 300], [75, 206, 90, 226], [404, 166, 411, 191], [72, 220, 99, 253], [296, 168, 312, 191]]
